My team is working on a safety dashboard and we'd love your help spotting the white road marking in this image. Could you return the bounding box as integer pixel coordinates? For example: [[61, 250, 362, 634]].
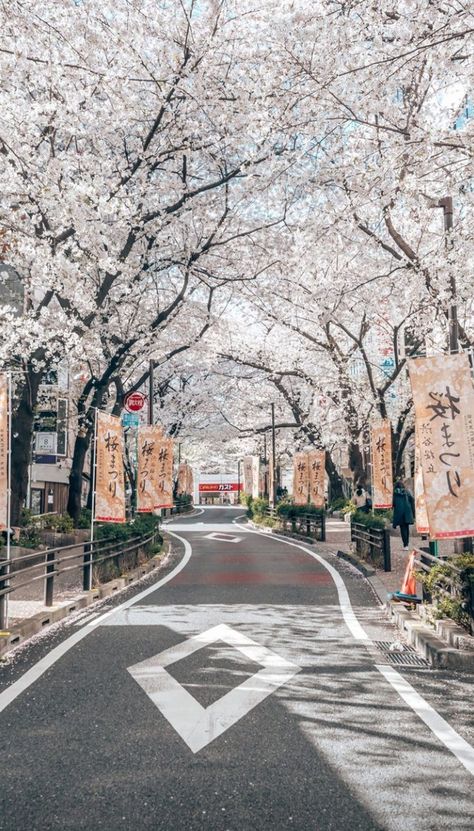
[[0, 531, 192, 713], [204, 532, 241, 543], [376, 664, 474, 777], [236, 520, 474, 777], [233, 521, 368, 642], [128, 623, 301, 753]]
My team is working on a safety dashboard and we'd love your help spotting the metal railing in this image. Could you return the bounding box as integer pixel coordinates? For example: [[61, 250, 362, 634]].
[[351, 520, 391, 572], [259, 508, 326, 542], [413, 548, 474, 630], [0, 499, 195, 629], [0, 530, 158, 629]]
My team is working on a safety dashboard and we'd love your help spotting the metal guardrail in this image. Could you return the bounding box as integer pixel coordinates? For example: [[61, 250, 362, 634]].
[[413, 547, 474, 632], [262, 508, 326, 542], [350, 520, 391, 572], [0, 530, 158, 629], [0, 499, 195, 629]]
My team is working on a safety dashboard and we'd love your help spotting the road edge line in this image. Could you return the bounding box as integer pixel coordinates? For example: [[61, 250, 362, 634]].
[[0, 532, 192, 713]]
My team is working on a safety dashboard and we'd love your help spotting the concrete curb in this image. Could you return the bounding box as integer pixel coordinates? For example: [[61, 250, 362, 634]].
[[388, 602, 474, 672], [0, 546, 169, 659]]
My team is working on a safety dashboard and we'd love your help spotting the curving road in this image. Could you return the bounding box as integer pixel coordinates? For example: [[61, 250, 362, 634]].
[[0, 506, 473, 830]]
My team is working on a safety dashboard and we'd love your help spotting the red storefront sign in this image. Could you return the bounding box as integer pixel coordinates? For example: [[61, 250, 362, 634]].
[[199, 483, 242, 492]]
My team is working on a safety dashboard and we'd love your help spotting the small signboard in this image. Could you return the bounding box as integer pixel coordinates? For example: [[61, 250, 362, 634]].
[[124, 391, 146, 413], [35, 432, 57, 453], [122, 412, 140, 427]]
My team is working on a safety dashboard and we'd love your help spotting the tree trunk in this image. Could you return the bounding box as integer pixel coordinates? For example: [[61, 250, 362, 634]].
[[67, 431, 90, 523], [325, 453, 344, 502], [10, 368, 42, 525], [349, 442, 367, 487]]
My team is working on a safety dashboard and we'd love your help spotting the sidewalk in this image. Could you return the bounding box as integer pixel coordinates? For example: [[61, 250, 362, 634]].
[[321, 517, 452, 603]]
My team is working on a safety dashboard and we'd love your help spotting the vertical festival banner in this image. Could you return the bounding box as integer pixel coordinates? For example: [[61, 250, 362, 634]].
[[154, 436, 174, 509], [293, 452, 309, 505], [136, 426, 167, 512], [251, 455, 260, 499], [308, 450, 325, 508], [370, 419, 393, 509], [409, 353, 474, 539], [414, 427, 430, 535], [95, 412, 126, 523], [0, 373, 8, 530], [243, 456, 253, 496]]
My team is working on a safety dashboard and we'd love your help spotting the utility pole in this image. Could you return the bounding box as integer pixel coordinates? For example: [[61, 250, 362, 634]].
[[270, 403, 277, 509], [148, 360, 154, 426], [263, 432, 268, 499], [237, 459, 241, 503], [437, 196, 458, 354]]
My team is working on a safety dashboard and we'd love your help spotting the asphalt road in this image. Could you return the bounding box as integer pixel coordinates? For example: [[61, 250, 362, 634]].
[[1, 506, 473, 830]]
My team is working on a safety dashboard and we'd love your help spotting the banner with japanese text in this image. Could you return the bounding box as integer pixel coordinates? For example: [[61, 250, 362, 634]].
[[243, 456, 254, 496], [151, 435, 174, 510], [308, 450, 325, 508], [370, 420, 393, 509], [136, 427, 169, 512], [293, 452, 309, 505], [95, 411, 126, 523], [414, 427, 430, 535], [0, 374, 8, 530], [251, 455, 260, 499], [409, 354, 474, 539]]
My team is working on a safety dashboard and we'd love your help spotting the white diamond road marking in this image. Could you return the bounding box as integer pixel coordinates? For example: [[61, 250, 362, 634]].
[[204, 532, 242, 543], [127, 623, 301, 753]]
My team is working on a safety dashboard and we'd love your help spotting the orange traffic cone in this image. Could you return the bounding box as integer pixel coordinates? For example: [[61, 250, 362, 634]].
[[400, 551, 417, 596]]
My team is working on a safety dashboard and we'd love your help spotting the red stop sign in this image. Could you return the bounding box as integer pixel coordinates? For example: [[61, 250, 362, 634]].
[[124, 391, 146, 413]]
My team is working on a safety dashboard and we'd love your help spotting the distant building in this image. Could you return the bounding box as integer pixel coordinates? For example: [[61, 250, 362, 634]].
[[194, 471, 242, 505]]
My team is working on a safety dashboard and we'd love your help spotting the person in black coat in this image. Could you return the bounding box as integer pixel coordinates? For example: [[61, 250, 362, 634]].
[[392, 480, 415, 549]]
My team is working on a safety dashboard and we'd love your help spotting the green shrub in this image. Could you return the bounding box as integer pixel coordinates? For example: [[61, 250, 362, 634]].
[[374, 508, 393, 523], [130, 513, 161, 537], [20, 507, 34, 528], [94, 513, 160, 545], [18, 526, 41, 549], [76, 508, 92, 529], [40, 513, 74, 533], [276, 501, 324, 520], [94, 522, 134, 544], [352, 510, 386, 530], [252, 497, 269, 518], [417, 553, 474, 631], [329, 497, 347, 512]]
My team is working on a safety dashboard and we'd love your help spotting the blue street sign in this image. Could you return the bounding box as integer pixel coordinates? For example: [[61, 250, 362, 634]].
[[122, 412, 140, 427]]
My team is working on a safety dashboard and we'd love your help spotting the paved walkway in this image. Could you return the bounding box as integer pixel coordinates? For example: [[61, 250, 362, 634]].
[[322, 518, 454, 601]]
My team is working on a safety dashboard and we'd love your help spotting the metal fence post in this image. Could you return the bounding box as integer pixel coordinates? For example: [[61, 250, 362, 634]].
[[44, 550, 56, 607], [382, 528, 391, 572], [0, 558, 8, 629], [83, 540, 93, 592]]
